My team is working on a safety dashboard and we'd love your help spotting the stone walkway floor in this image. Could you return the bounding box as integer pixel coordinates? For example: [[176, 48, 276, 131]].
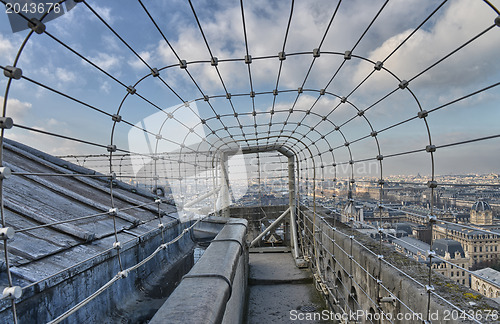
[[245, 251, 330, 324]]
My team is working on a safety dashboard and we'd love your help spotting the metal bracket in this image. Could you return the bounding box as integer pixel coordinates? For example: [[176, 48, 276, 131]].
[[427, 180, 438, 188], [0, 227, 15, 240], [107, 145, 117, 153], [118, 270, 129, 278], [399, 80, 409, 89], [2, 286, 22, 299], [426, 145, 436, 153], [126, 86, 136, 95], [3, 66, 22, 80], [0, 167, 12, 180], [418, 110, 429, 119], [28, 18, 45, 34]]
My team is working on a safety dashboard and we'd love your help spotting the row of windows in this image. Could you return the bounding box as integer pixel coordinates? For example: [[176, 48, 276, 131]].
[[450, 271, 465, 277], [473, 254, 497, 259], [437, 269, 466, 277], [474, 281, 500, 298], [436, 229, 499, 241], [473, 246, 498, 252]]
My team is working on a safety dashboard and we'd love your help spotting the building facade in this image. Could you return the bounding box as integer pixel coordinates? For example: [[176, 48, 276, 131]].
[[470, 268, 500, 299], [431, 239, 470, 286], [432, 200, 499, 265]]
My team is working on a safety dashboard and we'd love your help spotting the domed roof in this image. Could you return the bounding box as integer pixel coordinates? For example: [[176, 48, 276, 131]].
[[471, 200, 492, 212]]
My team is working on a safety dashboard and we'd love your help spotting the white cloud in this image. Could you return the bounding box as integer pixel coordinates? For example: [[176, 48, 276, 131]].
[[352, 0, 500, 90], [143, 0, 445, 93], [0, 34, 16, 62], [0, 96, 32, 124], [6, 115, 94, 156], [101, 34, 122, 52], [100, 81, 111, 93], [157, 40, 176, 64], [56, 67, 76, 83], [128, 51, 152, 70], [46, 118, 66, 127], [7, 129, 93, 156], [49, 2, 79, 36], [89, 4, 114, 24], [149, 2, 295, 91], [88, 52, 120, 71]]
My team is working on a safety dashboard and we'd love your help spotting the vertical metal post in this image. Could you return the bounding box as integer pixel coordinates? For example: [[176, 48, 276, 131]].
[[220, 152, 231, 218], [289, 155, 300, 260]]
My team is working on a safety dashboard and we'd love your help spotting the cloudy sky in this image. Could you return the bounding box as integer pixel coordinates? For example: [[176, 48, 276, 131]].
[[1, 0, 499, 177]]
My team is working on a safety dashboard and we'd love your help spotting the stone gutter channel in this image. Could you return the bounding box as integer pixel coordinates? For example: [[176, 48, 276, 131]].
[[150, 217, 329, 324], [150, 218, 249, 324]]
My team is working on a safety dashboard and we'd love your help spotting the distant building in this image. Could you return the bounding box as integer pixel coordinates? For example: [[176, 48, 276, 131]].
[[392, 223, 413, 236], [342, 201, 362, 223], [392, 237, 430, 263], [402, 206, 467, 225], [470, 200, 494, 225], [392, 237, 470, 285], [433, 200, 500, 265], [431, 239, 470, 286], [354, 203, 406, 224], [412, 225, 432, 244], [470, 268, 500, 299]]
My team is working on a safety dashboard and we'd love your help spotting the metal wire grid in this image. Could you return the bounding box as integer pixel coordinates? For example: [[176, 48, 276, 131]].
[[298, 206, 485, 323], [0, 0, 498, 322]]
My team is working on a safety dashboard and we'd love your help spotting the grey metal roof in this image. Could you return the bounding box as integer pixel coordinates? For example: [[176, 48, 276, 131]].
[[0, 138, 178, 288], [432, 239, 465, 259], [435, 222, 500, 237], [472, 268, 500, 283], [392, 236, 430, 263], [396, 236, 430, 253], [393, 223, 413, 235]]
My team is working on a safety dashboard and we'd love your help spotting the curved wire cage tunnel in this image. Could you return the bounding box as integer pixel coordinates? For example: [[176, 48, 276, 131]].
[[1, 0, 500, 323]]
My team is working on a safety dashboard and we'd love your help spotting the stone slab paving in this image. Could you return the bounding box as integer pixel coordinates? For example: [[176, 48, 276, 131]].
[[246, 251, 330, 324]]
